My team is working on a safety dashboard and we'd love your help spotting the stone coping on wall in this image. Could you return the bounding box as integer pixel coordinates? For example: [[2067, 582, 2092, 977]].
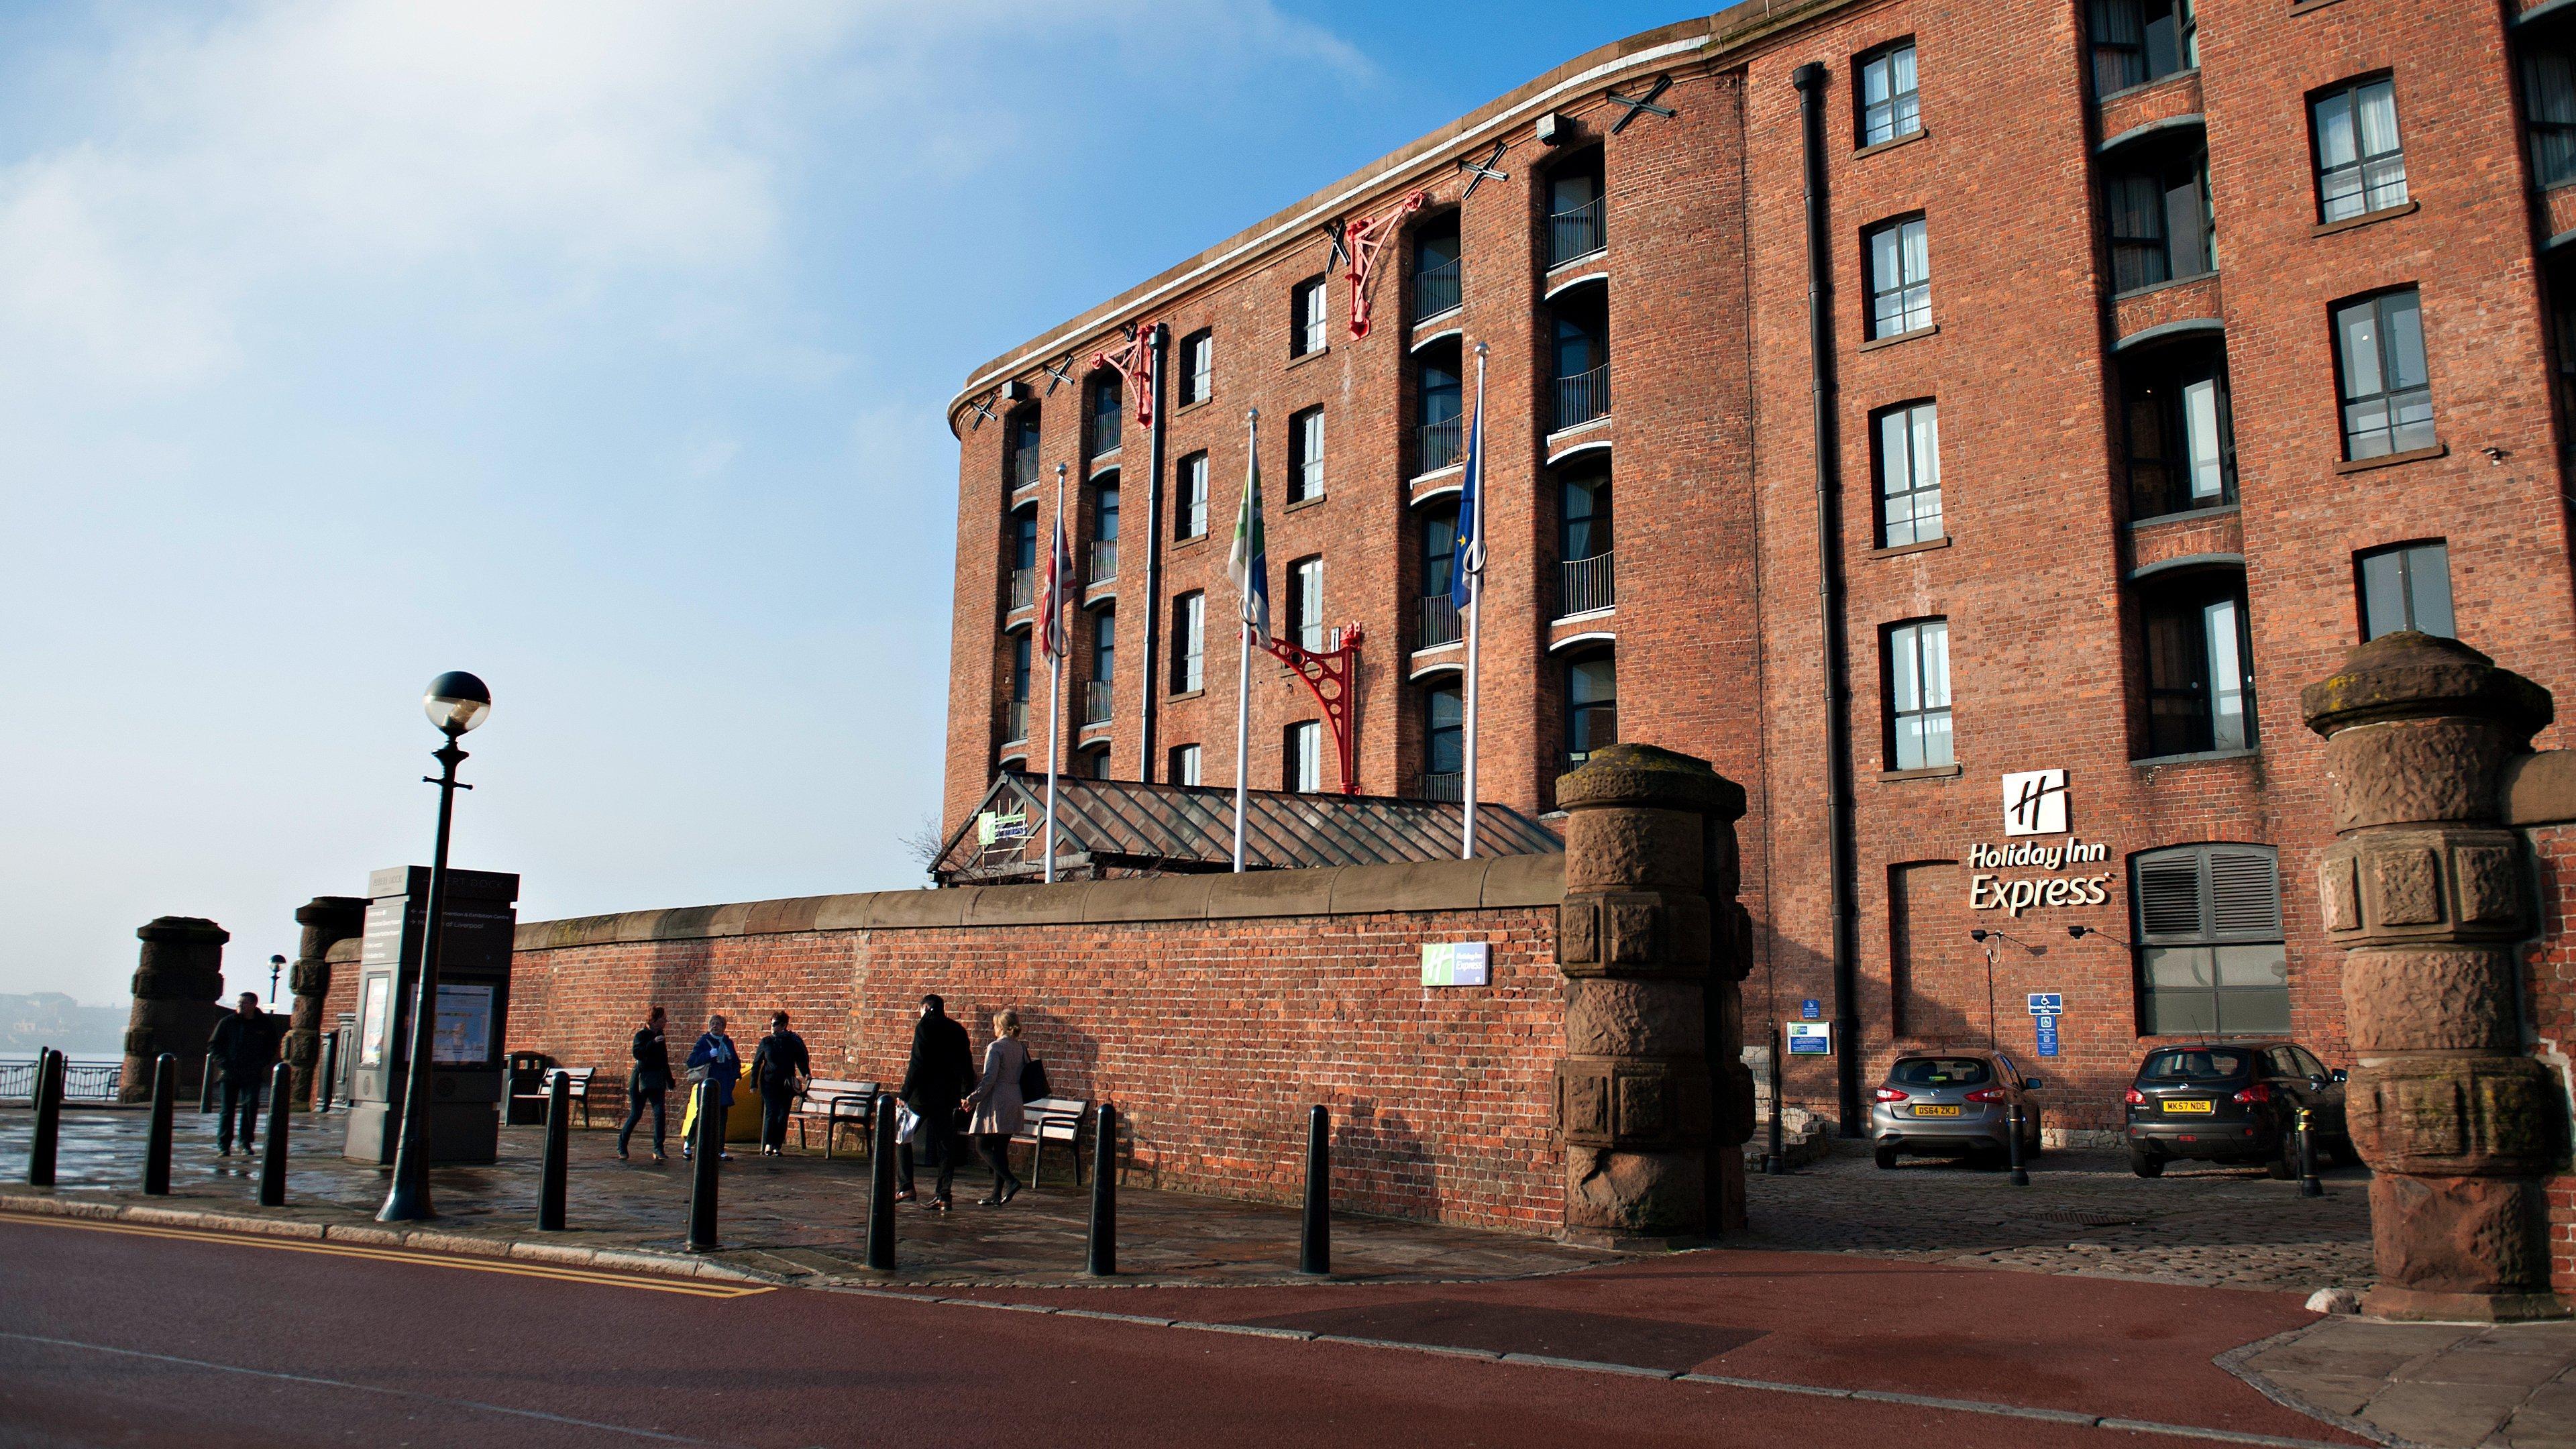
[[505, 853, 1566, 953], [2506, 749, 2576, 827]]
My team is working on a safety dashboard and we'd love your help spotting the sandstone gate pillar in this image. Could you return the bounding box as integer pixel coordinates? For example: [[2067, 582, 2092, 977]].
[[2302, 631, 2568, 1321], [284, 896, 366, 1108], [119, 916, 230, 1104], [1554, 743, 1752, 1246]]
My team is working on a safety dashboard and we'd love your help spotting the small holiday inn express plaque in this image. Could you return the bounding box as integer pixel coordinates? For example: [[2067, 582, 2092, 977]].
[[1421, 942, 1491, 987]]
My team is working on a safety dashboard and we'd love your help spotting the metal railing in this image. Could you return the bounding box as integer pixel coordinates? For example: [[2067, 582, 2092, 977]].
[[1417, 771, 1463, 802], [1082, 679, 1113, 727], [1558, 551, 1616, 617], [1553, 363, 1609, 433], [1549, 195, 1605, 266], [1417, 594, 1462, 650], [1010, 451, 1040, 492], [1413, 259, 1461, 321], [1008, 567, 1034, 612], [1002, 699, 1029, 745], [0, 1057, 121, 1102], [1087, 539, 1118, 585], [1418, 417, 1462, 474]]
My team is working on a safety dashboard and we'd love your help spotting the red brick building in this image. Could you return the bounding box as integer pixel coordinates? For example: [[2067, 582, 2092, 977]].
[[942, 1, 2576, 1134]]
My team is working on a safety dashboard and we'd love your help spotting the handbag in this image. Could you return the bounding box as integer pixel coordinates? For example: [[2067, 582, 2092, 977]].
[[894, 1100, 921, 1144], [1019, 1053, 1052, 1102], [684, 1064, 709, 1084]]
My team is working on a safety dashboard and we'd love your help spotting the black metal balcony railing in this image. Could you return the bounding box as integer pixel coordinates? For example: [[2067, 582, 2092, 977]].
[[1082, 678, 1113, 727], [1558, 551, 1615, 618], [1008, 567, 1035, 612], [1552, 363, 1609, 433], [1417, 771, 1463, 802], [1416, 593, 1462, 651], [1010, 452, 1040, 492], [1088, 538, 1118, 585], [1002, 699, 1029, 745], [1413, 258, 1461, 321], [1549, 195, 1605, 266], [1418, 417, 1462, 474]]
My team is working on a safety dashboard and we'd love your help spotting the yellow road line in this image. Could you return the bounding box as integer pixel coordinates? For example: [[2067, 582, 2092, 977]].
[[3, 1214, 772, 1299]]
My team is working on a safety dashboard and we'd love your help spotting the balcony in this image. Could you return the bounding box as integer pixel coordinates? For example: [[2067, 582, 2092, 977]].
[[1552, 364, 1609, 433], [1008, 567, 1035, 612], [1413, 258, 1461, 321], [1419, 417, 1462, 474], [1010, 452, 1040, 492], [1416, 593, 1462, 651], [1002, 699, 1029, 746], [1557, 552, 1615, 618], [1548, 195, 1605, 267], [1417, 770, 1462, 802], [1082, 679, 1113, 727], [1088, 538, 1118, 586]]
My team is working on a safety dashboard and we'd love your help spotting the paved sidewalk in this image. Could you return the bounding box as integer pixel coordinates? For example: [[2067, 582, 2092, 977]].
[[2233, 1318, 2576, 1448]]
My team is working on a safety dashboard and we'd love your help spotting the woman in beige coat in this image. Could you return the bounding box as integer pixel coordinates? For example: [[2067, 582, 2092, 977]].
[[963, 1010, 1028, 1205]]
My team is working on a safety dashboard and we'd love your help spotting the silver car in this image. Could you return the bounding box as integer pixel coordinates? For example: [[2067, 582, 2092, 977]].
[[1869, 1051, 2044, 1169]]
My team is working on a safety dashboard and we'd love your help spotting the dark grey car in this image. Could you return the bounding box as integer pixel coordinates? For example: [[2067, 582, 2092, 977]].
[[1870, 1051, 2043, 1169]]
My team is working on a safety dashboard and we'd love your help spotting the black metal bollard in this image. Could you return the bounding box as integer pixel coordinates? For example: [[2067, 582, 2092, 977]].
[[199, 1053, 219, 1114], [2006, 1104, 2030, 1187], [538, 1071, 571, 1231], [865, 1093, 896, 1271], [1085, 1104, 1116, 1277], [1766, 1026, 1787, 1175], [315, 1034, 339, 1114], [1299, 1105, 1330, 1275], [259, 1061, 292, 1206], [686, 1085, 721, 1251], [28, 1050, 64, 1187], [144, 1054, 176, 1195], [2297, 1107, 2323, 1197]]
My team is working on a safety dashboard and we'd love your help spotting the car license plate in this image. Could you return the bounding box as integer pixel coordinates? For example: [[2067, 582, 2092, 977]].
[[1913, 1104, 1962, 1118], [2162, 1099, 2214, 1114]]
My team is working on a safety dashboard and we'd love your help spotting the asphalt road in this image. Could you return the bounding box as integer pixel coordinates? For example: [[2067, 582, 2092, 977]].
[[0, 1214, 2326, 1449]]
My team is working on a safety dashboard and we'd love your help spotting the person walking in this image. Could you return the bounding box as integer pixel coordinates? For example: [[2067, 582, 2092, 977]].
[[681, 1012, 741, 1163], [617, 1006, 672, 1163], [963, 1010, 1029, 1207], [206, 992, 280, 1157], [896, 994, 973, 1210], [751, 1011, 810, 1157]]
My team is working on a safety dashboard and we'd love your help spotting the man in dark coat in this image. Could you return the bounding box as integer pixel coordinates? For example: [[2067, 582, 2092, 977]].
[[206, 992, 280, 1156], [751, 1011, 810, 1157], [618, 1006, 671, 1163], [897, 994, 973, 1208]]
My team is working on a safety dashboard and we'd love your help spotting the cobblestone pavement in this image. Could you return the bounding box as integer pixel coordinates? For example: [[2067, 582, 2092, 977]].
[[2234, 1318, 2576, 1448], [1739, 1142, 2377, 1294]]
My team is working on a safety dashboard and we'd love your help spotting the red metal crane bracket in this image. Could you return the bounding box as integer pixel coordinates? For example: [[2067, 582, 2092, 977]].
[[1336, 191, 1427, 342], [1091, 321, 1159, 427], [1257, 624, 1365, 794]]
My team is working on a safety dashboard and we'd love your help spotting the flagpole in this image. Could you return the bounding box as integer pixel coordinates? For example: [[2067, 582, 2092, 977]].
[[1044, 462, 1066, 885], [1233, 409, 1257, 873], [1460, 343, 1487, 861]]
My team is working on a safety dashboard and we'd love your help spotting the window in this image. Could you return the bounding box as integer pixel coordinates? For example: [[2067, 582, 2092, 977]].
[[2358, 541, 2455, 640], [1178, 329, 1214, 407], [1169, 743, 1202, 787], [2141, 571, 2254, 755], [1289, 407, 1325, 502], [1287, 556, 1326, 651], [2334, 288, 2434, 460], [1090, 608, 1116, 684], [1177, 452, 1210, 540], [1858, 41, 1921, 147], [2311, 78, 2406, 223], [1419, 503, 1462, 649], [1417, 340, 1463, 473], [2104, 140, 2212, 292], [1006, 407, 1041, 490], [1089, 373, 1122, 455], [1558, 464, 1614, 616], [2122, 345, 2236, 519], [2524, 41, 2576, 188], [1565, 653, 1617, 770], [1006, 633, 1032, 745], [1172, 592, 1205, 693], [1550, 283, 1609, 431], [1546, 149, 1605, 266], [2088, 0, 2195, 97], [1285, 720, 1324, 793], [1413, 212, 1461, 321], [1079, 745, 1110, 780], [1865, 215, 1932, 339], [1873, 401, 1942, 547], [2555, 257, 2576, 458], [1421, 684, 1463, 798], [1010, 507, 1038, 610], [1091, 482, 1120, 582], [1884, 619, 1953, 769], [2132, 843, 2287, 1036], [1291, 276, 1329, 357]]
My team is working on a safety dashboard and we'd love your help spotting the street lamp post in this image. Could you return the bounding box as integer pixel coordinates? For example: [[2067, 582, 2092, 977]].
[[268, 954, 285, 1009], [376, 670, 492, 1224]]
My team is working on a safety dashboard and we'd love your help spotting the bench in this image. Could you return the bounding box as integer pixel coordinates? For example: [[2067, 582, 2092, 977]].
[[1014, 1096, 1090, 1188], [794, 1078, 881, 1158], [509, 1066, 596, 1128]]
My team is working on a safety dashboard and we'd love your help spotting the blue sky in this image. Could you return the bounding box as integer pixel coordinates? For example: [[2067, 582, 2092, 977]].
[[0, 1, 1690, 1007]]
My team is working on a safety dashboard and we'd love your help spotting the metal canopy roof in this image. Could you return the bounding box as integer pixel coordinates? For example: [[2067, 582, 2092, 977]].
[[932, 773, 1563, 886]]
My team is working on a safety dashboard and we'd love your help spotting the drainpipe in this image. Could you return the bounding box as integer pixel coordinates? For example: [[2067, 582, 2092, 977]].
[[1136, 323, 1169, 779], [1793, 62, 1864, 1138]]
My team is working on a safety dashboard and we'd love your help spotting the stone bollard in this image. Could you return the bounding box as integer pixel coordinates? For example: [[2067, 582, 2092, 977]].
[[284, 897, 365, 1110], [1552, 743, 1750, 1246], [120, 918, 229, 1106], [2302, 631, 2568, 1322]]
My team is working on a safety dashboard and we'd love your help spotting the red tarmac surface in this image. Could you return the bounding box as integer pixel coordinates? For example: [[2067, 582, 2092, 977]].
[[0, 1214, 2361, 1448]]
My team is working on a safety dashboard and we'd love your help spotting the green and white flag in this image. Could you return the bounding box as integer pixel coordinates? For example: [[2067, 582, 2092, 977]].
[[1227, 431, 1270, 647]]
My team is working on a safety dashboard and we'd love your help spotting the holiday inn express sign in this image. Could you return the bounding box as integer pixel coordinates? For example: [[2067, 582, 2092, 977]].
[[1967, 769, 2113, 916]]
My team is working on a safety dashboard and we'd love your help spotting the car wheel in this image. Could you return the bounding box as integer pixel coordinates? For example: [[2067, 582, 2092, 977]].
[[2265, 1133, 2299, 1181], [1873, 1146, 1897, 1170], [2129, 1144, 2164, 1179]]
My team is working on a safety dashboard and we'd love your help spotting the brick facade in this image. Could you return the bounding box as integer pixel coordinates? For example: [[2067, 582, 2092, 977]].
[[942, 1, 2576, 1137]]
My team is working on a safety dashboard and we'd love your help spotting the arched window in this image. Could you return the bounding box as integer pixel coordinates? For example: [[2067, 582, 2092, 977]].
[[2138, 566, 2254, 756], [2132, 843, 2285, 1035], [1006, 407, 1041, 490], [1548, 280, 1609, 432], [1413, 211, 1460, 322], [1564, 651, 1617, 771], [1415, 339, 1462, 474], [1085, 607, 1116, 728], [1545, 147, 1605, 266], [1091, 481, 1120, 584], [1008, 508, 1038, 612], [1421, 683, 1463, 800], [1417, 500, 1461, 649], [1089, 372, 1123, 458]]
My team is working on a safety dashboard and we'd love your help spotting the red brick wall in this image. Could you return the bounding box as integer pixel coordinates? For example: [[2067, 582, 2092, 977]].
[[2526, 822, 2576, 1295], [497, 904, 1566, 1233]]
